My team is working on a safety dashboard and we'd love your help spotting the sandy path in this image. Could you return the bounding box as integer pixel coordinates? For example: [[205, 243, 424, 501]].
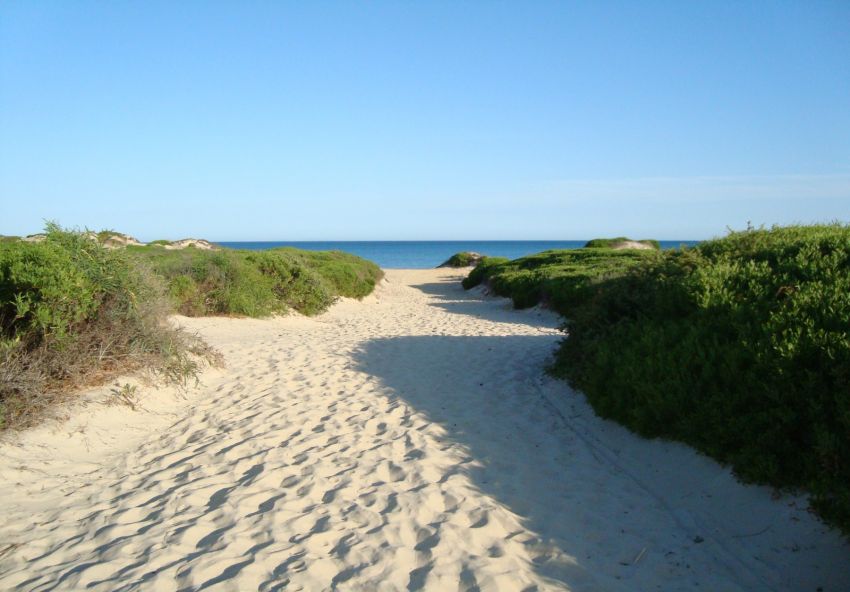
[[0, 269, 847, 591]]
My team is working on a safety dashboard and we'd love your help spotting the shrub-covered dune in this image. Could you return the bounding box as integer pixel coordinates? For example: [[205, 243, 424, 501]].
[[464, 224, 850, 533], [128, 245, 383, 317], [438, 252, 485, 268], [0, 225, 383, 430], [0, 225, 212, 429], [462, 248, 658, 313]]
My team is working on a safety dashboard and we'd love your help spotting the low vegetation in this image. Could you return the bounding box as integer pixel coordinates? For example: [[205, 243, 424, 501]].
[[128, 245, 382, 317], [462, 248, 657, 313], [0, 225, 215, 430], [0, 225, 383, 430], [465, 225, 850, 533], [438, 252, 485, 268]]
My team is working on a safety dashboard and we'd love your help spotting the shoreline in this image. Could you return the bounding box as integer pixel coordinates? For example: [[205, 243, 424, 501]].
[[1, 269, 846, 590]]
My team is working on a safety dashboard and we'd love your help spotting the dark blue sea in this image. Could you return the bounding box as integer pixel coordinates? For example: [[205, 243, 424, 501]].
[[216, 241, 699, 269]]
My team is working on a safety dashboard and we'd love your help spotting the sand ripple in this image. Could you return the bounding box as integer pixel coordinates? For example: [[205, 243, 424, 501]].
[[0, 270, 846, 591]]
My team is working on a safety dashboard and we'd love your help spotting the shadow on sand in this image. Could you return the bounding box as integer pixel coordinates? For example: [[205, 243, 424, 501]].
[[350, 332, 602, 589], [407, 275, 555, 327]]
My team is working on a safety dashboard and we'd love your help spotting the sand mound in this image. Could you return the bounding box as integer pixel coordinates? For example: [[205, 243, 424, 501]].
[[609, 240, 656, 250], [164, 238, 218, 250]]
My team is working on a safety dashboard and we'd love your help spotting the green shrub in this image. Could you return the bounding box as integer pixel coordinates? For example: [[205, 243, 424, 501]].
[[130, 244, 382, 318], [277, 248, 383, 300], [0, 224, 212, 430], [246, 250, 334, 316], [553, 224, 850, 533], [439, 252, 484, 268], [0, 227, 381, 431], [462, 249, 656, 314]]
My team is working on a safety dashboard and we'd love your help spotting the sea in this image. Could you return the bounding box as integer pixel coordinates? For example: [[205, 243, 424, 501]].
[[216, 240, 700, 269]]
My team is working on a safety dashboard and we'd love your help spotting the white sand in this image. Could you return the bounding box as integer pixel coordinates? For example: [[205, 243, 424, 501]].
[[0, 269, 846, 591]]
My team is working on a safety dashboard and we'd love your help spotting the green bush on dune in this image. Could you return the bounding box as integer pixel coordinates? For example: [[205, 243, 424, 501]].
[[553, 224, 850, 532], [463, 224, 850, 532], [461, 257, 510, 290], [462, 249, 656, 314], [0, 225, 212, 429], [131, 246, 383, 317], [1, 225, 383, 430], [439, 252, 485, 268], [275, 248, 383, 300], [132, 248, 283, 317]]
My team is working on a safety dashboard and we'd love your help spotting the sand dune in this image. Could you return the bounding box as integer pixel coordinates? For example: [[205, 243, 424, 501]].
[[0, 269, 846, 591]]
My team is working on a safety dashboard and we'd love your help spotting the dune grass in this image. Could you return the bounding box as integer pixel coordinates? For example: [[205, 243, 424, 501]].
[[464, 224, 850, 532]]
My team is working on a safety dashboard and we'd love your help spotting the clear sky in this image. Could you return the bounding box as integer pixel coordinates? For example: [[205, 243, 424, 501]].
[[1, 1, 848, 240]]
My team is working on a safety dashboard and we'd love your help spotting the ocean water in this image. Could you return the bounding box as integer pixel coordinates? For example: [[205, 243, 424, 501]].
[[217, 240, 700, 269]]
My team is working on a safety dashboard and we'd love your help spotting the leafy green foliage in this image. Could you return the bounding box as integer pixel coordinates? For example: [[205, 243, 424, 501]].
[[550, 224, 850, 533], [275, 248, 383, 300], [461, 257, 510, 290], [0, 226, 382, 430], [0, 224, 211, 429], [439, 252, 484, 268], [462, 249, 656, 314], [131, 245, 382, 317]]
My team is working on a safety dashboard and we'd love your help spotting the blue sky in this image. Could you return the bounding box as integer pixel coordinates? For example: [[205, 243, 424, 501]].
[[1, 1, 848, 240]]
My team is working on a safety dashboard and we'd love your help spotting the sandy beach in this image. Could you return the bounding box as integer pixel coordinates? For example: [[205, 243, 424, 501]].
[[0, 268, 846, 591]]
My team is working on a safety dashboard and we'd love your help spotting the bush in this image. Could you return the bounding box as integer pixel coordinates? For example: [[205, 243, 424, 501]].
[[129, 244, 382, 317], [439, 252, 484, 268], [552, 224, 850, 533], [274, 248, 383, 300], [0, 226, 382, 431], [462, 249, 656, 314], [461, 257, 510, 290], [0, 224, 213, 430]]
